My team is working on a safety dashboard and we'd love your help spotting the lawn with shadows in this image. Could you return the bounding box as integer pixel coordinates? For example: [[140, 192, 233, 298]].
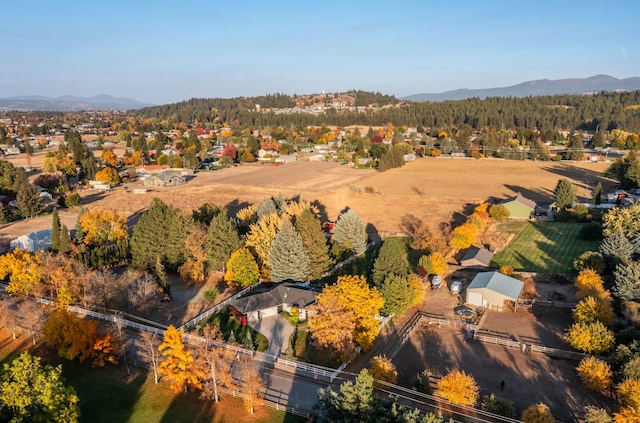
[[492, 221, 601, 273]]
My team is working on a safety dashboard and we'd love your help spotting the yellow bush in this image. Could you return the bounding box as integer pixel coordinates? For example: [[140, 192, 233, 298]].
[[436, 370, 479, 406]]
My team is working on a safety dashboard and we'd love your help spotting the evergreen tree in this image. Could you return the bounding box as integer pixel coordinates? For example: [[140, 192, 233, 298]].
[[605, 151, 640, 190], [333, 209, 368, 256], [16, 183, 43, 218], [315, 369, 378, 423], [294, 208, 333, 279], [613, 262, 640, 301], [256, 197, 277, 219], [592, 182, 602, 206], [51, 208, 61, 252], [206, 212, 242, 272], [74, 208, 86, 245], [268, 219, 310, 282], [192, 203, 225, 226], [130, 198, 193, 271], [554, 178, 576, 209], [59, 224, 70, 254], [372, 238, 410, 286], [600, 231, 634, 267], [379, 274, 414, 316], [378, 147, 405, 171]]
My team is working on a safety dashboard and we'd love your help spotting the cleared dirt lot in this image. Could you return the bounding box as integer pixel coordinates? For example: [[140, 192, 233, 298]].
[[9, 156, 611, 238], [395, 287, 608, 422]]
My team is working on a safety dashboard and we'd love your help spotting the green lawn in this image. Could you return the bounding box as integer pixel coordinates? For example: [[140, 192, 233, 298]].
[[0, 344, 305, 423], [492, 221, 601, 274]]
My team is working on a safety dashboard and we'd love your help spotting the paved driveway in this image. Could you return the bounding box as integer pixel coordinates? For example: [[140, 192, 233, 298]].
[[248, 315, 295, 357]]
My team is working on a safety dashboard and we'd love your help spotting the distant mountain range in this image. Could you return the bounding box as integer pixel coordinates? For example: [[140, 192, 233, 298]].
[[0, 95, 153, 111], [401, 75, 640, 102]]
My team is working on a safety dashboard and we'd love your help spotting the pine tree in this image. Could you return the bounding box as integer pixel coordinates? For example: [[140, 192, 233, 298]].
[[379, 274, 414, 316], [269, 219, 310, 282], [613, 261, 640, 301], [51, 208, 61, 252], [600, 231, 634, 266], [130, 198, 193, 270], [206, 212, 242, 272], [295, 208, 333, 279], [372, 238, 409, 286], [74, 208, 86, 245], [256, 197, 277, 219], [59, 224, 70, 254], [333, 209, 367, 256], [592, 182, 602, 206], [554, 178, 576, 209], [16, 183, 43, 218]]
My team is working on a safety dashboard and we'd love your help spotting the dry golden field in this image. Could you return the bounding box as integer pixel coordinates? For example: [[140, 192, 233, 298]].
[[3, 154, 616, 237]]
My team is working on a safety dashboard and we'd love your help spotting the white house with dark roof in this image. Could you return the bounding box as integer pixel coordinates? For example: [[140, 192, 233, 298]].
[[466, 271, 524, 312], [229, 283, 317, 322]]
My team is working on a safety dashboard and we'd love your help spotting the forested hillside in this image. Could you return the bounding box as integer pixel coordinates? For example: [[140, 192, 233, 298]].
[[138, 91, 640, 132]]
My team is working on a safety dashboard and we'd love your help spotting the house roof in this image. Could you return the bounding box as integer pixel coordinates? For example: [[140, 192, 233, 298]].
[[230, 283, 317, 314], [501, 194, 536, 210], [467, 271, 524, 300], [461, 247, 494, 266]]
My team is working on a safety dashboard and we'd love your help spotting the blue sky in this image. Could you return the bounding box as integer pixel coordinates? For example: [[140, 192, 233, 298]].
[[1, 0, 638, 104]]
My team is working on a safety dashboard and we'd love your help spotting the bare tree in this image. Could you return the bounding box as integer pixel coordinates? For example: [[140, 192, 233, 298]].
[[196, 325, 236, 403], [17, 300, 48, 345], [239, 355, 264, 414], [125, 272, 162, 317], [134, 330, 161, 384], [112, 317, 130, 375], [0, 297, 21, 339], [83, 269, 124, 309]]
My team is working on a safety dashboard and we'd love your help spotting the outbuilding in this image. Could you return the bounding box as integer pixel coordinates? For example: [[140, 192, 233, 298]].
[[501, 194, 536, 219], [460, 247, 494, 268], [10, 229, 52, 252], [466, 271, 524, 312]]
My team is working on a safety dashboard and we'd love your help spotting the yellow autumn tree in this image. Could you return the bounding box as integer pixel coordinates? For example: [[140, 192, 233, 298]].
[[614, 407, 640, 423], [449, 222, 478, 250], [575, 269, 609, 300], [95, 167, 120, 185], [178, 224, 208, 283], [408, 274, 426, 306], [436, 370, 479, 406], [79, 209, 128, 246], [418, 252, 447, 276], [245, 213, 283, 276], [564, 321, 615, 355], [522, 403, 554, 423], [158, 326, 204, 393], [573, 296, 615, 327], [576, 357, 612, 392], [101, 149, 119, 167], [0, 249, 42, 295], [309, 275, 384, 360], [617, 378, 640, 409], [369, 355, 397, 386]]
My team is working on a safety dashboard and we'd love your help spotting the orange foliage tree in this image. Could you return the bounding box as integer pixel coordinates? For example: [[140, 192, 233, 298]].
[[309, 275, 384, 361], [158, 326, 204, 393], [436, 370, 479, 406], [368, 355, 398, 385]]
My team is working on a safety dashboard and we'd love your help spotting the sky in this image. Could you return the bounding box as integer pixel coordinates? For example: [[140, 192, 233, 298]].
[[1, 0, 639, 105]]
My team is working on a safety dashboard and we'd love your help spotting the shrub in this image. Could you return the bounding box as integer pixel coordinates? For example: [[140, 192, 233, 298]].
[[522, 403, 554, 423], [489, 204, 510, 220], [481, 394, 515, 418], [368, 355, 398, 386], [564, 321, 615, 355], [617, 378, 640, 408], [580, 222, 603, 240], [203, 287, 219, 302], [412, 370, 432, 394], [583, 406, 611, 423], [64, 193, 82, 208], [574, 251, 606, 274]]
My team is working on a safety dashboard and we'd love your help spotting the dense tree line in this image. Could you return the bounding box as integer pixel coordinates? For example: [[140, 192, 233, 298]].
[[137, 91, 640, 132]]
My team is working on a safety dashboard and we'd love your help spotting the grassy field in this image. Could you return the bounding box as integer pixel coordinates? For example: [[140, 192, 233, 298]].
[[492, 221, 601, 274]]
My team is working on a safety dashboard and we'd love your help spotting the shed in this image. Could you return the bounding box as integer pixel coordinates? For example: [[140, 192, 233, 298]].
[[10, 229, 52, 252], [501, 194, 536, 219], [466, 271, 524, 312], [460, 247, 494, 268], [229, 283, 317, 322]]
